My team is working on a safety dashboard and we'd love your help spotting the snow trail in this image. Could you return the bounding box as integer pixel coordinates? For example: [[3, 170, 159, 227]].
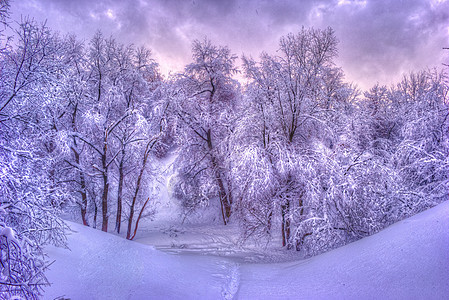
[[44, 201, 449, 299], [212, 260, 240, 299]]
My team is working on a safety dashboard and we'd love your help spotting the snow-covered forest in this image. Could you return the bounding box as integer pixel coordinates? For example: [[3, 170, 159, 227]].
[[1, 0, 448, 298]]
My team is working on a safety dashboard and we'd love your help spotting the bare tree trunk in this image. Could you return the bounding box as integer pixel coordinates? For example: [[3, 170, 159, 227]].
[[206, 129, 232, 225], [267, 211, 273, 234], [101, 173, 109, 232], [126, 196, 136, 239], [70, 104, 89, 226], [281, 204, 286, 246], [126, 165, 145, 239], [281, 200, 291, 248], [115, 151, 125, 233], [219, 197, 227, 226], [285, 207, 291, 249], [101, 133, 109, 232], [295, 195, 305, 251], [79, 172, 89, 226], [71, 144, 89, 226], [126, 139, 156, 239], [93, 199, 98, 229], [130, 197, 150, 240], [212, 158, 231, 225]]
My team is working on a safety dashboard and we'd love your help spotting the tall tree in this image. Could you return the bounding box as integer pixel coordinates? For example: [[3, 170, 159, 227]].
[[171, 39, 239, 225], [0, 15, 68, 298], [239, 27, 355, 249]]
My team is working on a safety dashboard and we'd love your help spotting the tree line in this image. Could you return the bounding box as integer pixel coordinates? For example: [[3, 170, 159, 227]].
[[1, 2, 448, 298]]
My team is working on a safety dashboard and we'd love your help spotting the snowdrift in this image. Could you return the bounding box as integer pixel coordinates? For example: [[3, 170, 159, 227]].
[[237, 201, 449, 299], [44, 224, 238, 299], [45, 201, 449, 299]]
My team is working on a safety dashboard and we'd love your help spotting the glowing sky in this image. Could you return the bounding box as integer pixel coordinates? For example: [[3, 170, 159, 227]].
[[11, 0, 449, 90]]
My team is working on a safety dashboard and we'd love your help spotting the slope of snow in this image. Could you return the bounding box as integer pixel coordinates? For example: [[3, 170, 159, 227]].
[[44, 201, 449, 299], [237, 201, 449, 299], [44, 222, 239, 300]]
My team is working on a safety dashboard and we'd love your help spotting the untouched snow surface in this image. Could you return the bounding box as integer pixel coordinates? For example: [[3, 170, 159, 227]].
[[237, 201, 449, 299], [45, 201, 449, 299]]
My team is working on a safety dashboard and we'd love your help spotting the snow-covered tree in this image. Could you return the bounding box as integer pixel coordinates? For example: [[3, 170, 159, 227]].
[[0, 15, 68, 298], [63, 32, 162, 232], [238, 27, 354, 249], [171, 39, 239, 225], [356, 71, 447, 209]]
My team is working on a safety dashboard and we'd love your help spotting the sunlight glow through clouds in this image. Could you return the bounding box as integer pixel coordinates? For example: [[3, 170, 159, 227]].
[[105, 9, 115, 20], [10, 0, 449, 91], [308, 4, 329, 22], [89, 12, 99, 20], [337, 0, 367, 8], [430, 0, 448, 9]]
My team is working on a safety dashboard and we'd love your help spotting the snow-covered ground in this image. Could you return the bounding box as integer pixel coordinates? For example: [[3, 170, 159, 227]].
[[45, 201, 449, 299], [44, 221, 239, 300], [114, 151, 300, 264], [237, 200, 449, 299]]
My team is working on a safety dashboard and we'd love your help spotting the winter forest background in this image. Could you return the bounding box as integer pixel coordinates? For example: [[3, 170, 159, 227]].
[[1, 0, 449, 298]]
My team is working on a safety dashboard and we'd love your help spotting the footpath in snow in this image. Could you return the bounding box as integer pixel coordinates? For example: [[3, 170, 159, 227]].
[[44, 201, 449, 299], [44, 221, 239, 300]]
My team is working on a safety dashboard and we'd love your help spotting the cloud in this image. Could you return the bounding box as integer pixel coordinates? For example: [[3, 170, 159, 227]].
[[10, 0, 449, 89]]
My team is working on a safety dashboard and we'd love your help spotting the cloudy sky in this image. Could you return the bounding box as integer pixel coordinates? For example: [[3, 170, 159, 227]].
[[10, 0, 449, 90]]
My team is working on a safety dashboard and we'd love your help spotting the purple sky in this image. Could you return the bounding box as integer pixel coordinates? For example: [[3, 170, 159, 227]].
[[11, 0, 449, 90]]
